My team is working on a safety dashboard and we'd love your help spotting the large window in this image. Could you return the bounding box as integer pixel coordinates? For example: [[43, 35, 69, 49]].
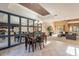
[[70, 26, 79, 32], [0, 10, 42, 50], [34, 21, 38, 31], [0, 13, 8, 49], [10, 15, 20, 45], [34, 21, 38, 26], [21, 18, 27, 42], [29, 19, 33, 26], [38, 24, 42, 31], [29, 20, 34, 32], [29, 27, 33, 32]]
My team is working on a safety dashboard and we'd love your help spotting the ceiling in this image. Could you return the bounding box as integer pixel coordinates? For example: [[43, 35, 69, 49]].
[[18, 3, 79, 25], [40, 3, 79, 22], [19, 3, 49, 16]]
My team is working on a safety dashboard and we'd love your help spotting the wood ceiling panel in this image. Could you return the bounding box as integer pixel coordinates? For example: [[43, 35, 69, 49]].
[[19, 3, 49, 16]]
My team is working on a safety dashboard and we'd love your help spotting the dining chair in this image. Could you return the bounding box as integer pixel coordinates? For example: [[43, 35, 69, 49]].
[[25, 33, 36, 52]]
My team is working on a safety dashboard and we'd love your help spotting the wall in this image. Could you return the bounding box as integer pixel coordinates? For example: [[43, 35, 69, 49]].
[[53, 20, 69, 33], [42, 22, 49, 35], [53, 19, 79, 33]]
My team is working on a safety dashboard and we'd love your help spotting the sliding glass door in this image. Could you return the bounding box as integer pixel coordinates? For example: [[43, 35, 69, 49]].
[[29, 19, 34, 32], [10, 15, 20, 45], [0, 10, 42, 50], [0, 12, 8, 49], [21, 18, 27, 42], [38, 23, 42, 31]]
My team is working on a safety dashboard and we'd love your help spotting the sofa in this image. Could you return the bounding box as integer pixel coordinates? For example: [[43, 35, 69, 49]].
[[65, 33, 76, 40]]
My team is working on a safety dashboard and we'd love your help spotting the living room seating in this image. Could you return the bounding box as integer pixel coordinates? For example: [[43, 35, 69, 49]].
[[58, 32, 65, 37], [65, 33, 77, 40], [58, 31, 77, 40]]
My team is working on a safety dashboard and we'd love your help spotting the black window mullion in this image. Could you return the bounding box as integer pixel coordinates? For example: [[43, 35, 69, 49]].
[[8, 14, 11, 47], [37, 21, 39, 31], [27, 19, 29, 32], [19, 17, 21, 43], [33, 20, 34, 32], [41, 24, 42, 32]]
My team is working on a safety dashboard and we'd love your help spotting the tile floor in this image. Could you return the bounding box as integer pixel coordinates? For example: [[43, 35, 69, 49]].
[[0, 36, 79, 56]]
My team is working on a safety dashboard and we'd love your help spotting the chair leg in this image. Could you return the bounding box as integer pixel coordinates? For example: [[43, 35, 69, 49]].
[[39, 42, 42, 50], [43, 42, 45, 48], [25, 44, 27, 50], [29, 43, 30, 52], [32, 43, 34, 52], [35, 42, 36, 49], [45, 38, 47, 43]]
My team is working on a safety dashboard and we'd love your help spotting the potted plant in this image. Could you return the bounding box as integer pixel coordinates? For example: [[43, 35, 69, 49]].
[[47, 26, 53, 36]]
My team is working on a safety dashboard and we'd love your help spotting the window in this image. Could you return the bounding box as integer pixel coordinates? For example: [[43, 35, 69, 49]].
[[29, 20, 34, 32], [0, 13, 8, 23], [21, 18, 27, 42], [0, 10, 41, 50], [38, 24, 42, 31], [0, 13, 8, 49], [71, 26, 79, 32], [10, 15, 20, 45], [21, 18, 27, 26], [29, 19, 33, 26], [34, 21, 38, 26], [29, 27, 33, 32]]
